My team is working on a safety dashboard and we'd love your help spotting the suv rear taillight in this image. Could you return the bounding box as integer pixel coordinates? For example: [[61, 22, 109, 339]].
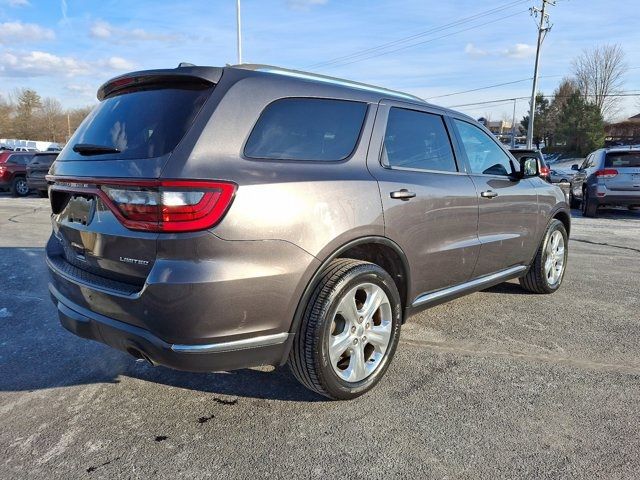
[[595, 169, 618, 178], [539, 165, 550, 178], [50, 178, 236, 232]]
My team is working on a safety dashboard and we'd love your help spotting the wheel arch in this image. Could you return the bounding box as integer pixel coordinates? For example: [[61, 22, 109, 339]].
[[283, 236, 410, 361]]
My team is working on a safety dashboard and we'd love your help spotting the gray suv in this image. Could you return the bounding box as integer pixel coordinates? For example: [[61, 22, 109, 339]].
[[569, 147, 640, 216], [46, 64, 570, 399]]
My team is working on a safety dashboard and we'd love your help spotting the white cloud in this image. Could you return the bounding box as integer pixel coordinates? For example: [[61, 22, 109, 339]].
[[465, 43, 488, 57], [0, 22, 55, 44], [65, 83, 95, 98], [286, 0, 328, 11], [3, 0, 31, 6], [465, 42, 536, 60], [502, 43, 536, 59], [89, 20, 180, 43], [0, 50, 135, 78]]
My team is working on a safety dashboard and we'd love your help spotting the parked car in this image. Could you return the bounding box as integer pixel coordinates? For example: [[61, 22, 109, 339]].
[[0, 151, 34, 196], [510, 149, 551, 182], [569, 147, 640, 216], [26, 152, 58, 197], [46, 64, 570, 399], [13, 147, 37, 152], [549, 167, 575, 184]]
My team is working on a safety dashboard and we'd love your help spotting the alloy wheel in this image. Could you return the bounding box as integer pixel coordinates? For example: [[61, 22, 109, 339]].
[[328, 283, 392, 383], [16, 179, 29, 196], [544, 230, 565, 286]]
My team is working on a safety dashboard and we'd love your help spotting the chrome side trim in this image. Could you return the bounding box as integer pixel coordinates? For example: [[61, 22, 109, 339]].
[[171, 332, 291, 354], [412, 265, 527, 308]]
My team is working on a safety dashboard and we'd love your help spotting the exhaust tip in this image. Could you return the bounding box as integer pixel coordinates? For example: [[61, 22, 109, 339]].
[[126, 346, 155, 366]]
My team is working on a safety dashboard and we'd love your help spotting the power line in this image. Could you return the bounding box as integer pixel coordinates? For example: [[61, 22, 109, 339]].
[[307, 1, 530, 70], [426, 75, 565, 100], [447, 91, 640, 109]]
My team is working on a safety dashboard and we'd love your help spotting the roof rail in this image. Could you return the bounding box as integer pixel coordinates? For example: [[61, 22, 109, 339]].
[[234, 64, 425, 103]]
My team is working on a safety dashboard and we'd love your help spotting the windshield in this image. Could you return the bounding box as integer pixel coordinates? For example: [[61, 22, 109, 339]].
[[62, 83, 212, 161], [605, 152, 640, 168]]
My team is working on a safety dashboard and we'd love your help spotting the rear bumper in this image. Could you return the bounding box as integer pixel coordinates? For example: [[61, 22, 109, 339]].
[[50, 283, 294, 372], [593, 187, 640, 206], [26, 176, 47, 190]]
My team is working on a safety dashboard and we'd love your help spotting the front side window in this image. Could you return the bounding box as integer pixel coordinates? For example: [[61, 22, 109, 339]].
[[382, 108, 457, 172], [244, 98, 367, 161], [454, 119, 514, 176]]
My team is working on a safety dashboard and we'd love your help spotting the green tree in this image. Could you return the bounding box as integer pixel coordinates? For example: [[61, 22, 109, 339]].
[[12, 88, 42, 139], [521, 93, 551, 149], [555, 90, 604, 156]]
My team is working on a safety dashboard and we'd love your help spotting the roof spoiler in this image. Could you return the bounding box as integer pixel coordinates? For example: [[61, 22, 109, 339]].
[[97, 65, 224, 101]]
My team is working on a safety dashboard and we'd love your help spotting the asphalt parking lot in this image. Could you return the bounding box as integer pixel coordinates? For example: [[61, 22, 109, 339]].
[[1, 193, 639, 479]]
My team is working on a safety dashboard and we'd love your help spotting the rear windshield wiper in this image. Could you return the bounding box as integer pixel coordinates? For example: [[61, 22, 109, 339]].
[[72, 143, 121, 156]]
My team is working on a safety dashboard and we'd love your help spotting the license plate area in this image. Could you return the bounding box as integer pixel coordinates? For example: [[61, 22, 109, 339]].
[[61, 194, 95, 227]]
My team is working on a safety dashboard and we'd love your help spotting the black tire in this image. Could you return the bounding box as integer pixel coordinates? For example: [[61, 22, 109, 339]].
[[10, 176, 29, 197], [581, 188, 597, 217], [37, 189, 48, 198], [569, 189, 580, 209], [519, 219, 568, 294], [289, 258, 402, 400]]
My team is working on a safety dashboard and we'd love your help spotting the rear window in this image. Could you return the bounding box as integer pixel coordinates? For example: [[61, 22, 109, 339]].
[[30, 154, 57, 166], [62, 84, 212, 161], [244, 98, 368, 161], [605, 152, 640, 168]]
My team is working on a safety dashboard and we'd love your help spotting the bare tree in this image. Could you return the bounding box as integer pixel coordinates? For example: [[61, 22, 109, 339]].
[[572, 44, 627, 120], [0, 94, 14, 138]]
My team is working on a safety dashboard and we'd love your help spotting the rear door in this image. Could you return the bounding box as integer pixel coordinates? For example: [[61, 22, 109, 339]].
[[603, 151, 640, 191], [450, 117, 539, 277], [367, 101, 480, 298]]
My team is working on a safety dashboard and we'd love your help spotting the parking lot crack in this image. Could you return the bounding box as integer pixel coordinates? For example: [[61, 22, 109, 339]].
[[571, 237, 640, 254], [401, 338, 640, 375]]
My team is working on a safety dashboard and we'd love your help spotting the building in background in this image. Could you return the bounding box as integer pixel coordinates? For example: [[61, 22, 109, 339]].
[[605, 114, 640, 146]]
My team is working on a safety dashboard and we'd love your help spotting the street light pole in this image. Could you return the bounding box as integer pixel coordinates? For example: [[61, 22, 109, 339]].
[[526, 0, 553, 150], [236, 0, 242, 64], [511, 98, 517, 149]]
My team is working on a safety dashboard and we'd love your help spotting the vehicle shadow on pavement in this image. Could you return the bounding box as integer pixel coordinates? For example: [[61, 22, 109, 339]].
[[0, 246, 323, 402]]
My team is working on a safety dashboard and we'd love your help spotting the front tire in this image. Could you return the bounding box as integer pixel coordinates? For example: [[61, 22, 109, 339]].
[[581, 188, 597, 217], [11, 177, 29, 197], [289, 259, 402, 400], [519, 219, 568, 294], [569, 189, 580, 209]]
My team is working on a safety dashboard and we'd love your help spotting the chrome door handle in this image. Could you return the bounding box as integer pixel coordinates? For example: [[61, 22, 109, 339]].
[[481, 190, 498, 199], [390, 189, 416, 200]]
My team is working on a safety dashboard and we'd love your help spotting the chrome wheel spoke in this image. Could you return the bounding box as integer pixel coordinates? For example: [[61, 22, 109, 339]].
[[367, 323, 391, 350], [337, 288, 359, 325], [329, 331, 352, 365], [346, 343, 366, 382], [360, 285, 383, 321]]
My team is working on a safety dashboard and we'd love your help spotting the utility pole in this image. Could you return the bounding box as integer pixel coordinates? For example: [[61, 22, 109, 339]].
[[67, 113, 71, 141], [511, 98, 517, 149], [526, 0, 554, 150], [236, 0, 242, 64]]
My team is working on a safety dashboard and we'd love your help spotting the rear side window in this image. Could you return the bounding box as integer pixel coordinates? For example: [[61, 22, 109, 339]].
[[7, 154, 32, 165], [454, 119, 514, 176], [244, 98, 367, 161], [30, 154, 57, 166], [605, 152, 640, 168], [382, 108, 457, 172], [63, 84, 212, 161]]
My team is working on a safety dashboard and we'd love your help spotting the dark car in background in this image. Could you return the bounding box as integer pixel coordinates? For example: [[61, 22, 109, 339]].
[[27, 152, 58, 197], [0, 151, 34, 197], [570, 147, 640, 216], [510, 149, 550, 182]]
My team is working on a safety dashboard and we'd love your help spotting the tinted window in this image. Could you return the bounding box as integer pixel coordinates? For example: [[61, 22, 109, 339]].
[[63, 84, 212, 161], [7, 154, 32, 165], [244, 98, 367, 161], [30, 154, 57, 166], [605, 152, 640, 168], [581, 154, 595, 169], [454, 119, 514, 176], [382, 108, 457, 172]]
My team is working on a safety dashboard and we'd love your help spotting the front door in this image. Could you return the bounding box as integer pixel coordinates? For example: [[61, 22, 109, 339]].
[[367, 101, 480, 300], [450, 118, 539, 277]]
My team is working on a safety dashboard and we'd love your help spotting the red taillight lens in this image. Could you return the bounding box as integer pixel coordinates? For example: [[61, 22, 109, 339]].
[[595, 169, 618, 178], [101, 180, 236, 232], [540, 166, 550, 177]]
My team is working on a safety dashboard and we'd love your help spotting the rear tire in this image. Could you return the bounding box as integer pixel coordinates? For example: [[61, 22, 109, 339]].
[[11, 177, 29, 197], [581, 189, 597, 217], [289, 259, 402, 400], [519, 219, 568, 294]]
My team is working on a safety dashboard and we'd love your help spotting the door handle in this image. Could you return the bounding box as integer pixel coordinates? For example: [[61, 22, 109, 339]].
[[480, 190, 499, 199], [390, 189, 416, 200]]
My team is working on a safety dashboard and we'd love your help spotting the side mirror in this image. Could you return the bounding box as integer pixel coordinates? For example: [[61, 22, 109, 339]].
[[519, 156, 539, 178], [571, 164, 579, 171]]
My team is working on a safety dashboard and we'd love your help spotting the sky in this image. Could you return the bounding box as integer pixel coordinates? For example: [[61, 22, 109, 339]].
[[1, 0, 639, 123]]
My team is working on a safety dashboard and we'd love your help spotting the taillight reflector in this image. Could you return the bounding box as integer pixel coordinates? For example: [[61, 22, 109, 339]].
[[50, 178, 236, 233], [595, 169, 618, 178]]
